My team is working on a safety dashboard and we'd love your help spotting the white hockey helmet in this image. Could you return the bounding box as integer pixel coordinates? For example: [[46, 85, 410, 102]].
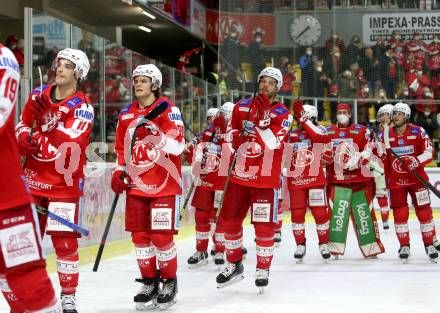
[[377, 104, 394, 122], [56, 48, 90, 81], [303, 104, 318, 120], [206, 108, 219, 118], [393, 102, 411, 119], [257, 67, 283, 90], [132, 64, 162, 87], [220, 102, 235, 121]]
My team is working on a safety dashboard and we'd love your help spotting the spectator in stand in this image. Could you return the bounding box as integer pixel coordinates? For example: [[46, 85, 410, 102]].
[[388, 30, 405, 49], [325, 31, 346, 54], [372, 36, 386, 61], [355, 68, 368, 86], [325, 46, 347, 82], [13, 38, 24, 68], [427, 38, 440, 73], [360, 47, 382, 94], [406, 31, 427, 66], [337, 69, 358, 99], [356, 81, 372, 126], [249, 27, 267, 81], [347, 35, 364, 72], [312, 60, 330, 119], [279, 56, 296, 107], [431, 70, 440, 99], [416, 87, 437, 113], [381, 45, 400, 99], [300, 47, 319, 96], [415, 103, 438, 139], [5, 34, 18, 51], [328, 83, 339, 122], [223, 26, 242, 88], [406, 65, 430, 99]]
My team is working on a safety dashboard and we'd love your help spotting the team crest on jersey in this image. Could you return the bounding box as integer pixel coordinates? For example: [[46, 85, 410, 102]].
[[392, 155, 416, 173], [281, 119, 291, 128], [238, 141, 263, 158], [292, 148, 314, 167], [32, 136, 61, 162], [131, 142, 160, 168], [398, 139, 405, 146], [66, 97, 82, 108], [339, 131, 346, 138]]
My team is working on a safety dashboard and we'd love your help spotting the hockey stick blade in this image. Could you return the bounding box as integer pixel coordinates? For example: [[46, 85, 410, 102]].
[[36, 206, 89, 236], [93, 101, 168, 272], [383, 124, 440, 199]]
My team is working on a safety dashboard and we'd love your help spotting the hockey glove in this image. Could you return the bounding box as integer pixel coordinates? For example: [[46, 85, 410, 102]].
[[111, 169, 130, 194], [213, 115, 227, 134], [254, 93, 271, 129], [135, 123, 163, 147], [293, 100, 307, 123], [29, 93, 52, 118], [401, 157, 421, 172], [17, 129, 39, 157]]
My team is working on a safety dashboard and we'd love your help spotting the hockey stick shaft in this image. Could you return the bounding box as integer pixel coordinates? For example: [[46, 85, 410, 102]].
[[383, 124, 440, 199], [36, 205, 89, 236], [93, 102, 168, 272]]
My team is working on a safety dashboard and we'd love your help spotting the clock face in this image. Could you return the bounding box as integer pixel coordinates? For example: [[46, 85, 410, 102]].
[[290, 15, 322, 47]]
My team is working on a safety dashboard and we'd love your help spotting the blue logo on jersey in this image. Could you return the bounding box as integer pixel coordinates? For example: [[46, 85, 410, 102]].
[[79, 178, 84, 191], [239, 99, 251, 106], [340, 131, 346, 138], [168, 112, 182, 121], [120, 103, 132, 114], [274, 106, 288, 115], [411, 128, 419, 135], [66, 97, 82, 108], [0, 56, 19, 72], [32, 85, 49, 94], [299, 134, 305, 140], [398, 139, 405, 146], [75, 109, 93, 120]]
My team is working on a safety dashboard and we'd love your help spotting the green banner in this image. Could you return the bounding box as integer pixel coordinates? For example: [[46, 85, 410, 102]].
[[329, 187, 352, 254]]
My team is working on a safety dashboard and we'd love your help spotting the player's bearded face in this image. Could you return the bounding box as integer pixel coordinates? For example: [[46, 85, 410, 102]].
[[134, 76, 157, 98], [392, 111, 406, 126], [55, 59, 76, 87], [258, 77, 277, 99]]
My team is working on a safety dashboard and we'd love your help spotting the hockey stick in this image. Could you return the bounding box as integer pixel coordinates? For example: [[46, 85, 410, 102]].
[[216, 83, 259, 219], [383, 124, 440, 199], [93, 101, 168, 272], [35, 205, 89, 236]]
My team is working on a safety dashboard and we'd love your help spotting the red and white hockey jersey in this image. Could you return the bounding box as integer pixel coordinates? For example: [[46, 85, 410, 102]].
[[16, 84, 94, 198], [228, 97, 292, 189], [385, 123, 432, 188], [0, 44, 32, 210], [326, 123, 371, 184], [285, 120, 329, 190], [115, 97, 185, 197]]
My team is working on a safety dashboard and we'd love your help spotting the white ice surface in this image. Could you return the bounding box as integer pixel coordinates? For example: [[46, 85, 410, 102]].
[[1, 220, 439, 313]]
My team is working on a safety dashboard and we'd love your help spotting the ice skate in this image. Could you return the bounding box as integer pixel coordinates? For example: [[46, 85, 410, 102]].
[[294, 244, 306, 263], [134, 277, 158, 311], [156, 278, 177, 310], [274, 231, 282, 247], [425, 245, 439, 264], [319, 243, 331, 261], [214, 252, 225, 267], [433, 239, 440, 252], [187, 251, 209, 268], [216, 262, 244, 288], [255, 269, 269, 294], [61, 293, 77, 313], [398, 245, 410, 263], [241, 246, 248, 259]]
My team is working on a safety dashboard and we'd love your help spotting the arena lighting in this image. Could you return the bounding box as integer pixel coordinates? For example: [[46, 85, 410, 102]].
[[142, 10, 156, 19], [138, 25, 152, 33]]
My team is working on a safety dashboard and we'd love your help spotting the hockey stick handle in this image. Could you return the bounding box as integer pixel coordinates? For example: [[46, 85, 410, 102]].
[[383, 124, 440, 200], [36, 205, 89, 236], [93, 101, 168, 272]]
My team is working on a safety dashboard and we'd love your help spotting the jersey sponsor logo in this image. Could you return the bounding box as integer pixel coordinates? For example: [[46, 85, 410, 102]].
[[391, 145, 414, 155], [398, 139, 405, 146], [0, 55, 20, 72], [65, 97, 82, 108], [59, 106, 69, 114], [355, 203, 370, 235], [239, 99, 251, 106], [292, 141, 310, 151], [120, 103, 132, 114], [281, 119, 291, 128], [331, 138, 353, 148], [151, 208, 172, 230], [168, 112, 182, 121], [332, 200, 349, 232], [411, 128, 419, 135], [74, 108, 94, 121], [32, 85, 49, 94], [349, 130, 359, 134], [121, 113, 134, 120], [292, 148, 314, 167], [407, 135, 416, 139], [339, 131, 346, 138], [274, 106, 288, 115], [299, 134, 305, 140]]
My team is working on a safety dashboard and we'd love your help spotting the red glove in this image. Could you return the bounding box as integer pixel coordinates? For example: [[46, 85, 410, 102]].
[[135, 123, 162, 147], [29, 93, 52, 118], [213, 116, 227, 134], [401, 157, 421, 172], [293, 100, 306, 122], [231, 130, 247, 151], [254, 93, 271, 129], [111, 169, 130, 194], [17, 130, 39, 157]]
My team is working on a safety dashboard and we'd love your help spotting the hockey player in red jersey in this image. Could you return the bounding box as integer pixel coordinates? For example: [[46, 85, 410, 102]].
[[16, 48, 93, 313], [216, 67, 292, 292], [374, 104, 394, 230], [384, 102, 439, 262], [0, 44, 62, 313], [326, 103, 384, 258], [111, 64, 185, 309], [187, 102, 234, 268], [285, 102, 331, 262]]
